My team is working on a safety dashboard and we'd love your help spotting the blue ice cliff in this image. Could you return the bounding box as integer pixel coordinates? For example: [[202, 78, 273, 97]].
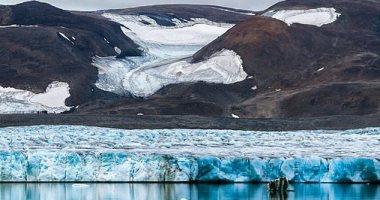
[[0, 126, 379, 182]]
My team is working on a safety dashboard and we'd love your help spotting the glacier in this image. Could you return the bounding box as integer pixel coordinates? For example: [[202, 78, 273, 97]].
[[0, 125, 379, 182], [263, 7, 341, 27], [121, 49, 247, 97], [0, 82, 71, 114], [94, 14, 248, 97]]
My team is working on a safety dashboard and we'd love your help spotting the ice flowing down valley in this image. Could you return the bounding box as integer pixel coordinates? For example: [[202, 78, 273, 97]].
[[1, 125, 379, 183], [94, 14, 247, 97]]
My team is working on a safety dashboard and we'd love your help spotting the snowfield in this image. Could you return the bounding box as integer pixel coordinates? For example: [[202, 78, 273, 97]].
[[264, 7, 341, 27], [94, 14, 247, 97], [0, 125, 379, 182], [106, 14, 233, 46], [0, 82, 71, 113]]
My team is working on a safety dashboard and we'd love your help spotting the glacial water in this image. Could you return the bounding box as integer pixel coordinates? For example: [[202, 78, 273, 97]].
[[0, 183, 379, 200]]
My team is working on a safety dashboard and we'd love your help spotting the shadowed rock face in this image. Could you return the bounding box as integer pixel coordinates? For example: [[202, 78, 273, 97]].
[[0, 1, 141, 106]]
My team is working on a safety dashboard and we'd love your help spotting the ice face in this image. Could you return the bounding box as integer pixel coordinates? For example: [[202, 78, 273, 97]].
[[0, 126, 379, 182], [0, 152, 379, 183], [0, 82, 71, 114], [94, 14, 248, 97], [263, 7, 341, 27]]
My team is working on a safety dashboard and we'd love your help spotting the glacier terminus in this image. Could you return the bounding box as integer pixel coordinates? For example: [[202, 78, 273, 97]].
[[0, 125, 379, 183]]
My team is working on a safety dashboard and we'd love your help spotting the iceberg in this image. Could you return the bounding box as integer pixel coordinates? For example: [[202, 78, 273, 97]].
[[0, 126, 379, 182]]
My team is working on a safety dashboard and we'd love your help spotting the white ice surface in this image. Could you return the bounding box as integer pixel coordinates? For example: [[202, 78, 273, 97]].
[[263, 7, 341, 27], [122, 49, 247, 97], [104, 14, 232, 46], [94, 14, 247, 97], [2, 126, 379, 158], [0, 82, 71, 113], [0, 125, 379, 182]]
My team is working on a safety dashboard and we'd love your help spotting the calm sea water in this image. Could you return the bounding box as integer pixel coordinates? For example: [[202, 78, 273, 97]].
[[0, 183, 378, 200]]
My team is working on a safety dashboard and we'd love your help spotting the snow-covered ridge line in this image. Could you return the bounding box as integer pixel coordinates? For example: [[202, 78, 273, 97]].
[[216, 7, 255, 16], [0, 125, 379, 183], [0, 82, 71, 114], [263, 7, 341, 27], [103, 13, 233, 29]]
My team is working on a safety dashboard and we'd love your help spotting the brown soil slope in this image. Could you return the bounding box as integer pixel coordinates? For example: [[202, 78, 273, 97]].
[[0, 1, 141, 106], [189, 0, 380, 118]]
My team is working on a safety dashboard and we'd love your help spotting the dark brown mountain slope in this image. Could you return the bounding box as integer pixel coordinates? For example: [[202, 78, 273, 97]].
[[79, 0, 380, 118], [189, 0, 380, 118], [1, 0, 379, 121], [0, 1, 141, 106]]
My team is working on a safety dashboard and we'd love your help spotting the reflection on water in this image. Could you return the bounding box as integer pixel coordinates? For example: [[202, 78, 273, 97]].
[[0, 183, 378, 200]]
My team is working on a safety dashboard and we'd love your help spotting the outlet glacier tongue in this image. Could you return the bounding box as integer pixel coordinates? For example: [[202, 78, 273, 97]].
[[93, 14, 247, 97], [0, 126, 379, 182]]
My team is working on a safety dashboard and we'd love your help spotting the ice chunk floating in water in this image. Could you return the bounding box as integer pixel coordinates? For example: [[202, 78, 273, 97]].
[[264, 7, 341, 27], [0, 126, 379, 182], [0, 82, 71, 114]]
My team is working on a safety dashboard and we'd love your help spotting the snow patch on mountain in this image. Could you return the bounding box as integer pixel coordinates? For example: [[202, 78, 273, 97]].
[[263, 8, 341, 27], [114, 46, 122, 54], [0, 126, 379, 182], [0, 82, 71, 113], [58, 32, 74, 44]]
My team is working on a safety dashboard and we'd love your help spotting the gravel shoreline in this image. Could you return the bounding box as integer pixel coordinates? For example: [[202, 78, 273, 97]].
[[0, 114, 379, 131]]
